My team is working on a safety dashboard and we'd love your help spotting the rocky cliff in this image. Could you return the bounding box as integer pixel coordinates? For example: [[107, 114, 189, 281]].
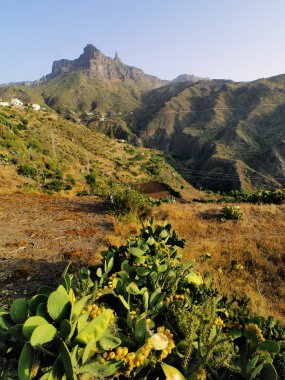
[[47, 44, 168, 88]]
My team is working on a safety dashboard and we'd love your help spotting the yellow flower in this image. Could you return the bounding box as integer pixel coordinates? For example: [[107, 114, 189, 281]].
[[151, 333, 169, 350]]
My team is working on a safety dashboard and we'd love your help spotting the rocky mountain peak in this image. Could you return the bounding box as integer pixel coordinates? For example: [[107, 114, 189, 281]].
[[83, 44, 101, 59], [47, 44, 168, 88]]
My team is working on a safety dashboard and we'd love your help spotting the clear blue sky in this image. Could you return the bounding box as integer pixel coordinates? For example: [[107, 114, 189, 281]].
[[1, 0, 285, 83]]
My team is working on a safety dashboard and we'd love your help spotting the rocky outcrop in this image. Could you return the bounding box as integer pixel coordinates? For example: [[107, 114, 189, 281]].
[[47, 44, 168, 88]]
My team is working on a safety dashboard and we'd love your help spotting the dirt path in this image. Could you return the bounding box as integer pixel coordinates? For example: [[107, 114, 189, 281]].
[[0, 194, 113, 306]]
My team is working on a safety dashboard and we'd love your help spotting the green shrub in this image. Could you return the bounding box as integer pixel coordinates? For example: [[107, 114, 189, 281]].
[[66, 173, 76, 186], [223, 190, 285, 204], [130, 153, 144, 161], [17, 164, 37, 180], [0, 153, 13, 165], [85, 171, 97, 188], [110, 189, 152, 219], [16, 123, 28, 131], [45, 160, 59, 172], [221, 205, 244, 221], [27, 139, 42, 153], [20, 117, 28, 126], [43, 179, 67, 192]]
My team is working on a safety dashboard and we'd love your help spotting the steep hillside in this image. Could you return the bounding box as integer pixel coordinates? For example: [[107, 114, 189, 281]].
[[132, 77, 285, 190], [41, 71, 143, 114], [0, 106, 187, 194]]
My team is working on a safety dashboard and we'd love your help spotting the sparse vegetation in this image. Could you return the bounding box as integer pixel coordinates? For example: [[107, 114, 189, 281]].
[[0, 107, 187, 195]]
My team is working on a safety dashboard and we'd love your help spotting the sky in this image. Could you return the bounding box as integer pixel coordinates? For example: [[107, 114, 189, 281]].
[[1, 0, 285, 83]]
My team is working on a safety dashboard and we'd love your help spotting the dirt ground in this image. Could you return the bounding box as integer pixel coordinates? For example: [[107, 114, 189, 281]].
[[0, 194, 113, 307], [132, 181, 180, 199]]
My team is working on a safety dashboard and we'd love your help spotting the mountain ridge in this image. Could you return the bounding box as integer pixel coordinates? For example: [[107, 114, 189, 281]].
[[46, 44, 169, 88], [1, 45, 285, 190]]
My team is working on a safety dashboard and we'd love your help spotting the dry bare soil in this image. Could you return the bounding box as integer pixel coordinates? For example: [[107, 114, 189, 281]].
[[0, 194, 112, 306]]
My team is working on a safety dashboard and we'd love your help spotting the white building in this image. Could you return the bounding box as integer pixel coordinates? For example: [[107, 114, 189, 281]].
[[32, 104, 41, 111], [11, 98, 23, 107], [0, 101, 10, 107]]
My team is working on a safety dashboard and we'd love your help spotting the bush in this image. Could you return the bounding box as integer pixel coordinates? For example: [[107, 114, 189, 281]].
[[223, 190, 285, 204], [221, 205, 244, 221], [85, 171, 97, 188], [130, 153, 144, 161], [66, 173, 76, 186], [17, 164, 37, 180], [43, 179, 68, 192], [110, 189, 152, 219]]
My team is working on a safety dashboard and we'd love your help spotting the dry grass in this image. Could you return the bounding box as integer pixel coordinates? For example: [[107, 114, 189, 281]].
[[106, 216, 140, 247], [109, 202, 285, 323], [153, 202, 285, 322]]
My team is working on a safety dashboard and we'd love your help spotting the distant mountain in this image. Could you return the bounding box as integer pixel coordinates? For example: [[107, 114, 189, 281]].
[[0, 45, 169, 115], [172, 74, 209, 83], [47, 44, 168, 87], [131, 78, 285, 190]]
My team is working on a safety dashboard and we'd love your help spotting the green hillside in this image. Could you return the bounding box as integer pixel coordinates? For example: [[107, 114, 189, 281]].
[[0, 106, 187, 195], [0, 71, 145, 115], [40, 71, 145, 114]]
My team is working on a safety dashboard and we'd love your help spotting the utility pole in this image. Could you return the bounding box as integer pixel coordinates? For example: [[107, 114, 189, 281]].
[[50, 129, 56, 158]]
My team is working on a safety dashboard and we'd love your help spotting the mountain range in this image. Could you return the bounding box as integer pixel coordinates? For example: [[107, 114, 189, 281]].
[[1, 44, 285, 191]]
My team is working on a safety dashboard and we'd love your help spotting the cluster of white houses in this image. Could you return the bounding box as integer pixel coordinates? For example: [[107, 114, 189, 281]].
[[0, 98, 41, 111]]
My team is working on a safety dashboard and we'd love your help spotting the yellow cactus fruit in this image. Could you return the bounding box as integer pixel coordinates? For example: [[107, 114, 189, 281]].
[[108, 352, 116, 360], [116, 347, 123, 356]]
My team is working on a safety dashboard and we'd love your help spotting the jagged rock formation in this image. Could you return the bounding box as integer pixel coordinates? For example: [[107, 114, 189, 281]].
[[47, 44, 168, 88]]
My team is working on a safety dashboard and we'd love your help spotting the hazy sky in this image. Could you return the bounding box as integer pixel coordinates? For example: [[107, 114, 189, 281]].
[[1, 0, 285, 83]]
